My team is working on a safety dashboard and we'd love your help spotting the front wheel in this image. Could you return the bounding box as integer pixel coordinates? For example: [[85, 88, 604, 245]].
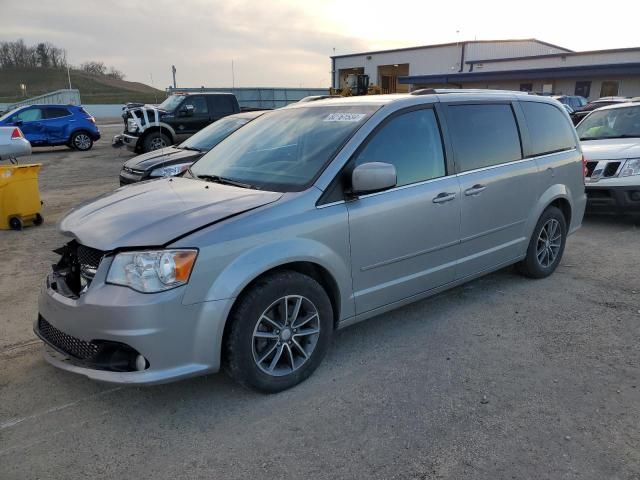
[[517, 206, 567, 278], [70, 131, 93, 151], [142, 132, 171, 152], [224, 271, 334, 393]]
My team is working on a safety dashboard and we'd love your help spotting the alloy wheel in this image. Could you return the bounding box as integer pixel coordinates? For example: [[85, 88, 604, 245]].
[[149, 137, 167, 150], [252, 295, 321, 377], [536, 218, 562, 268], [74, 133, 91, 150]]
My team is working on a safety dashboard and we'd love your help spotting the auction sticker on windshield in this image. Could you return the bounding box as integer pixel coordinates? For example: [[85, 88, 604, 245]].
[[324, 113, 367, 122]]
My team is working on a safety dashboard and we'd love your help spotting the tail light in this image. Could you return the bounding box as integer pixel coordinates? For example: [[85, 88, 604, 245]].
[[11, 128, 23, 139]]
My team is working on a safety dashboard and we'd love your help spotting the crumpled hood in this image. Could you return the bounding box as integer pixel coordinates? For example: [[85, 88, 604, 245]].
[[59, 177, 283, 250], [581, 138, 640, 161], [123, 147, 202, 171]]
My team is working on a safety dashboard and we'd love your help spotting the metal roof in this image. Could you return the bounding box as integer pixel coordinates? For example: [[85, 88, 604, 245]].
[[399, 62, 640, 85], [331, 38, 571, 59], [467, 46, 640, 65]]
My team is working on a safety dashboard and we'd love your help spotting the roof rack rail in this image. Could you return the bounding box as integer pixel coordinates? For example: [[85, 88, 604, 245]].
[[410, 88, 530, 96]]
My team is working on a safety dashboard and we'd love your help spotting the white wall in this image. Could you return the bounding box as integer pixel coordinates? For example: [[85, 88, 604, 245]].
[[333, 40, 572, 87], [334, 44, 461, 87]]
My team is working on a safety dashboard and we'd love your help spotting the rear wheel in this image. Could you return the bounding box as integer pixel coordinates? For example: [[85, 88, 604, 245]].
[[517, 206, 567, 278], [33, 213, 44, 226], [9, 217, 23, 231], [225, 271, 333, 393], [70, 131, 93, 151], [143, 132, 171, 152]]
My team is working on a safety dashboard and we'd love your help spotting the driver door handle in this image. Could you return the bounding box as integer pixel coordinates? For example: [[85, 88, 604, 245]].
[[432, 192, 457, 204], [464, 184, 487, 196]]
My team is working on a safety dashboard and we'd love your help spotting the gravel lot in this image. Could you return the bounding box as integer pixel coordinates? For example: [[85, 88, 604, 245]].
[[1, 125, 639, 479]]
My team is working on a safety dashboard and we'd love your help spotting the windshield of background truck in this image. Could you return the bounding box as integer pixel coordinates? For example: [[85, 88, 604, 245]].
[[180, 116, 251, 151], [577, 105, 640, 140], [158, 95, 185, 111], [190, 105, 379, 192]]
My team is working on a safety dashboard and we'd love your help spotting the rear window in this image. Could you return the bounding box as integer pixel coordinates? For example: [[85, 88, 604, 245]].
[[521, 101, 576, 156], [212, 96, 236, 114], [45, 107, 71, 119], [446, 104, 522, 172]]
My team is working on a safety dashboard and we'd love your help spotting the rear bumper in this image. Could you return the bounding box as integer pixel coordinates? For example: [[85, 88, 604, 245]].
[[585, 185, 640, 214]]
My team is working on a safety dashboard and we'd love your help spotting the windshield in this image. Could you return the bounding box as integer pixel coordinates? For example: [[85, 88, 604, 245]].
[[577, 105, 640, 140], [179, 116, 252, 151], [0, 107, 21, 122], [190, 105, 379, 191], [158, 95, 186, 111]]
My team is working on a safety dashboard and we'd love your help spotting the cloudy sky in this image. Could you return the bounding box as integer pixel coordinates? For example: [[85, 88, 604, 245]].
[[2, 0, 639, 89]]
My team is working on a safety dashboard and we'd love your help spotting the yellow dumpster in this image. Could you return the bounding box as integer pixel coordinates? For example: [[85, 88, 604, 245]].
[[0, 163, 43, 230]]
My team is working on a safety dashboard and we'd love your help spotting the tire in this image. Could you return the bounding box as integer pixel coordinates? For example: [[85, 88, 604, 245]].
[[142, 132, 171, 152], [224, 270, 334, 393], [9, 217, 23, 231], [517, 206, 567, 279], [70, 131, 93, 151], [33, 213, 44, 226]]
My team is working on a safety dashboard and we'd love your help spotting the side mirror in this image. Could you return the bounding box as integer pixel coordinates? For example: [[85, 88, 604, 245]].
[[351, 162, 397, 195], [13, 120, 23, 126], [180, 104, 195, 116]]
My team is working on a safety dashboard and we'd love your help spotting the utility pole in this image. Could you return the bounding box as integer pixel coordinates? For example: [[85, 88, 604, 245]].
[[171, 65, 177, 89], [67, 65, 72, 90]]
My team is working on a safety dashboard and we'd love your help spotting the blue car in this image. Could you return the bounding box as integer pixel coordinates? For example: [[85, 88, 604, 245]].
[[0, 104, 101, 151]]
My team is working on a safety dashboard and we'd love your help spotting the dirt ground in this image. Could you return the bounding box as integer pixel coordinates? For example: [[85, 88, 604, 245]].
[[1, 125, 639, 479]]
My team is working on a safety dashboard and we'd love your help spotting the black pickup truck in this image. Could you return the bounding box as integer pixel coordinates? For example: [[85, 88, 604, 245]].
[[114, 92, 240, 153]]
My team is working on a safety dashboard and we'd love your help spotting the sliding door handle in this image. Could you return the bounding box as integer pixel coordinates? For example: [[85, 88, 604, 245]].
[[432, 192, 457, 204], [464, 184, 487, 196]]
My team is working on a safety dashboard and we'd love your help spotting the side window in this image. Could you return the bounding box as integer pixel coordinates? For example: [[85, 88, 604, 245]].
[[184, 96, 208, 114], [521, 102, 576, 156], [353, 108, 446, 187], [13, 108, 43, 122], [213, 96, 236, 114], [45, 107, 71, 119], [447, 104, 522, 172]]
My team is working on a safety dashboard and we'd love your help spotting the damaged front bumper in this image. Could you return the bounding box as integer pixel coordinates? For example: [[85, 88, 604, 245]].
[[35, 244, 233, 385]]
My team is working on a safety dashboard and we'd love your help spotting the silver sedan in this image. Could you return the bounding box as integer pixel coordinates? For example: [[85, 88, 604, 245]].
[[0, 126, 32, 161]]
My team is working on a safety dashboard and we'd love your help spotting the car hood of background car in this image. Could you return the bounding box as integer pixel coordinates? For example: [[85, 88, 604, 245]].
[[581, 138, 640, 161], [122, 146, 203, 171], [59, 177, 283, 250]]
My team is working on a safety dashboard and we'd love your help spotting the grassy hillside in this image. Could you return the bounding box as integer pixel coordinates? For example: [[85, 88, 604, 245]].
[[0, 67, 166, 104]]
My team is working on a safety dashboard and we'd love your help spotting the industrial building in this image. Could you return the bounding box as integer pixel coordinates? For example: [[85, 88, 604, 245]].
[[331, 39, 640, 100]]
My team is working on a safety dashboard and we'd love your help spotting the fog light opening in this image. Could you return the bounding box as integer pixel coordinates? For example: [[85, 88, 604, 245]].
[[135, 355, 148, 371], [630, 191, 640, 202]]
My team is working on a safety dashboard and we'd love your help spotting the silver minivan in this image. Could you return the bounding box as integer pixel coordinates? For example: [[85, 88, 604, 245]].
[[36, 90, 586, 392]]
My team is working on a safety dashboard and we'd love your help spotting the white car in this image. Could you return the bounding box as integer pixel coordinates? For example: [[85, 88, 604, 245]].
[[0, 126, 32, 161], [577, 102, 640, 215]]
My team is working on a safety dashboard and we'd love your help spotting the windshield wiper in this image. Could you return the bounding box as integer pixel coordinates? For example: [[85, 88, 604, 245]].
[[196, 174, 255, 189], [181, 146, 202, 152]]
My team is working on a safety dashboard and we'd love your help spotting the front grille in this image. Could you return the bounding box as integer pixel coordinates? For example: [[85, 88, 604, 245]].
[[122, 166, 145, 176], [38, 316, 100, 360], [587, 160, 622, 179], [604, 161, 621, 177], [77, 244, 104, 284], [77, 245, 104, 270]]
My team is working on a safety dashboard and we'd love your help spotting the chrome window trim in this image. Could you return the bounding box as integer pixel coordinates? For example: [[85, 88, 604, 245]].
[[315, 175, 451, 208], [455, 148, 576, 177], [316, 148, 579, 208]]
